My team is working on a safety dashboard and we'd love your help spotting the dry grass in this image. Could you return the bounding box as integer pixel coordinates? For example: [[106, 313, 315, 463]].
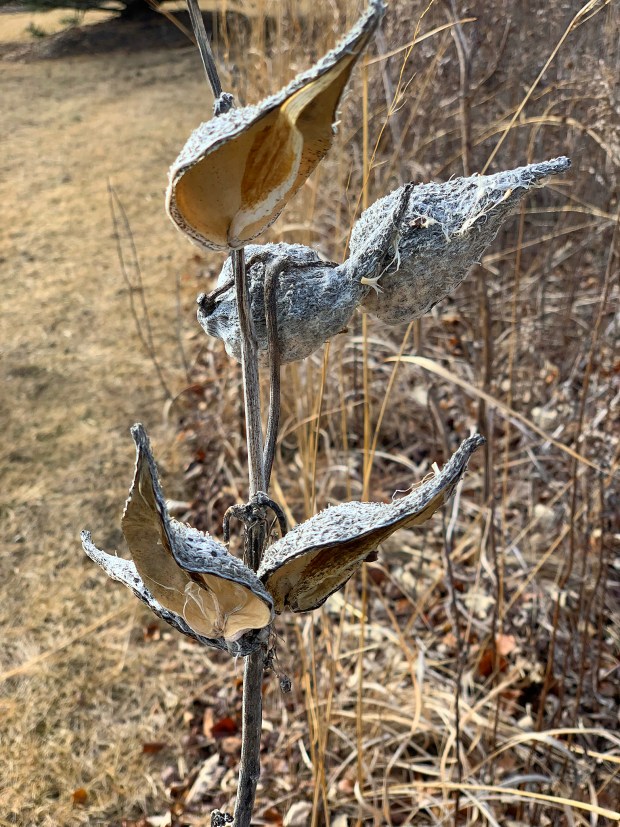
[[1, 0, 618, 825]]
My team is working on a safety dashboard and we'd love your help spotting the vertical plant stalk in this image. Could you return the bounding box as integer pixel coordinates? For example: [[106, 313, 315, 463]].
[[441, 508, 463, 827], [232, 249, 271, 827], [231, 246, 268, 827], [233, 250, 266, 500], [186, 0, 222, 99], [185, 3, 273, 824]]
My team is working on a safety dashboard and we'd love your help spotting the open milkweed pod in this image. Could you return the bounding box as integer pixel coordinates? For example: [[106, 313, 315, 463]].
[[346, 157, 571, 325], [198, 243, 362, 364], [257, 434, 484, 612], [82, 424, 273, 656], [81, 532, 233, 653], [166, 0, 386, 251]]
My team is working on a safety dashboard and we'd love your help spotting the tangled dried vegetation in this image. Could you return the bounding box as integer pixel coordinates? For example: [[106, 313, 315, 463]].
[[169, 2, 619, 824]]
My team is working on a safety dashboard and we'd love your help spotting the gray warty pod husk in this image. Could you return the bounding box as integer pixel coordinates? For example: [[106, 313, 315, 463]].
[[198, 243, 363, 364], [257, 434, 484, 613], [166, 0, 385, 251], [82, 424, 273, 656], [347, 157, 571, 325]]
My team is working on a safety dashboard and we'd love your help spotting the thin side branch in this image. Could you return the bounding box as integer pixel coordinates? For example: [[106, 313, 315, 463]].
[[233, 249, 266, 498], [108, 182, 173, 401], [263, 257, 285, 488]]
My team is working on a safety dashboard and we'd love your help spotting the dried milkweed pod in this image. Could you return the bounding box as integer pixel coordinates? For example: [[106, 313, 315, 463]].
[[81, 532, 242, 653], [82, 425, 273, 656], [198, 243, 362, 364], [166, 0, 385, 251], [257, 434, 484, 612], [347, 157, 571, 325]]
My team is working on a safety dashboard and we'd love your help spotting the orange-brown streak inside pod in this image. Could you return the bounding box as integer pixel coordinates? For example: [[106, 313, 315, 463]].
[[174, 114, 278, 248], [240, 116, 299, 210]]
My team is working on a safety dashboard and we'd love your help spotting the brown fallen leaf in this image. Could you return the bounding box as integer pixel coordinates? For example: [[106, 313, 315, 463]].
[[71, 788, 88, 807], [262, 806, 284, 825], [142, 742, 168, 755], [478, 648, 508, 678], [210, 716, 238, 738]]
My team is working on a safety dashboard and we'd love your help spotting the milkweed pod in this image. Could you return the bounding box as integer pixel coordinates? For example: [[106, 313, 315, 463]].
[[257, 434, 485, 613], [82, 424, 273, 655], [81, 531, 238, 653], [167, 0, 386, 251], [348, 157, 571, 325], [198, 244, 362, 364]]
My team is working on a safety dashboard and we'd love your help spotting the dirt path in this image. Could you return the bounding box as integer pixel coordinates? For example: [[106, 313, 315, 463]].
[[1, 45, 221, 824]]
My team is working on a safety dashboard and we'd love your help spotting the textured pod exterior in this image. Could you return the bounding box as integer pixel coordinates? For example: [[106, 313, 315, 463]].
[[82, 531, 228, 653], [258, 434, 484, 612], [166, 0, 386, 251], [348, 157, 571, 325], [82, 424, 273, 655], [198, 244, 362, 364]]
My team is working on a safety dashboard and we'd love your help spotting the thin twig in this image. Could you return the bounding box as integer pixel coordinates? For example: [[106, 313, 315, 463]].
[[263, 258, 285, 489], [186, 0, 222, 98], [197, 277, 235, 315], [441, 506, 464, 827], [108, 182, 173, 401]]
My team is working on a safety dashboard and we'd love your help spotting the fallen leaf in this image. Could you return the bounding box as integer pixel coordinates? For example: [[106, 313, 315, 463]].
[[142, 742, 168, 755], [210, 716, 238, 738], [496, 633, 517, 656], [185, 753, 225, 805], [263, 806, 284, 825], [478, 648, 508, 678], [72, 788, 88, 807]]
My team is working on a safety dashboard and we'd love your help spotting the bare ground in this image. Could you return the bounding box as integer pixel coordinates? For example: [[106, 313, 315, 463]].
[[0, 39, 225, 825]]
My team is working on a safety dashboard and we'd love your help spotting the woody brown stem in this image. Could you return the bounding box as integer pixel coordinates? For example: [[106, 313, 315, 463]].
[[231, 247, 268, 827], [185, 5, 270, 825]]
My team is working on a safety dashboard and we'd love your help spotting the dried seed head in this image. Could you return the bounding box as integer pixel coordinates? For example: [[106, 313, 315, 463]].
[[198, 244, 362, 364], [82, 424, 273, 655], [257, 435, 484, 613], [166, 1, 386, 251], [347, 158, 571, 325]]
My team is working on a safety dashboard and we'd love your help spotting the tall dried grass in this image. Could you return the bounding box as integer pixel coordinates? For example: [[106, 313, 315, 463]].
[[184, 0, 619, 824]]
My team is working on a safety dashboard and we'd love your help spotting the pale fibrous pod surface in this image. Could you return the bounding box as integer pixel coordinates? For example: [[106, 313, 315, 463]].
[[198, 243, 362, 364], [166, 0, 386, 251], [258, 434, 485, 613], [348, 157, 571, 325], [81, 531, 240, 653], [82, 424, 274, 655]]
